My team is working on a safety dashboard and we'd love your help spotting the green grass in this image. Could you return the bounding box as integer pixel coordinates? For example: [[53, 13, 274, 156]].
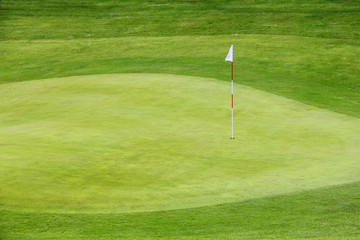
[[1, 0, 360, 40], [1, 35, 360, 119], [1, 1, 360, 119], [0, 73, 358, 213], [0, 74, 359, 239], [1, 0, 360, 239], [1, 182, 360, 240]]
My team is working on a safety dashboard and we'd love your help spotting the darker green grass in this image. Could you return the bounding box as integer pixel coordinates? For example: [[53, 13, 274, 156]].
[[1, 1, 360, 239], [1, 0, 360, 119], [1, 0, 360, 40], [1, 36, 360, 118], [1, 182, 359, 240]]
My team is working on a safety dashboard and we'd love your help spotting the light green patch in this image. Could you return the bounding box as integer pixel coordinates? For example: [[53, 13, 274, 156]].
[[0, 73, 359, 213]]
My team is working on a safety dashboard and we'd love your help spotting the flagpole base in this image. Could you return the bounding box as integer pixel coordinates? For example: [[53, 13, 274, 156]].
[[231, 137, 235, 139]]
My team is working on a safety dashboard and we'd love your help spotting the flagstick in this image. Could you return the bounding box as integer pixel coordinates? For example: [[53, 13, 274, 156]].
[[225, 44, 234, 139], [231, 61, 234, 139]]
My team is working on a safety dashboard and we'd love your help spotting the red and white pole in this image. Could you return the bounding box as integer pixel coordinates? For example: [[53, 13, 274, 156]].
[[225, 44, 234, 139], [231, 61, 234, 139]]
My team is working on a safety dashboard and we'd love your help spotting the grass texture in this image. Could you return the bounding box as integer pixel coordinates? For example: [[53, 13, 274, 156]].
[[0, 74, 359, 240], [1, 0, 360, 40], [2, 182, 360, 239], [0, 73, 359, 213], [1, 35, 360, 119], [1, 0, 360, 239], [1, 1, 360, 119]]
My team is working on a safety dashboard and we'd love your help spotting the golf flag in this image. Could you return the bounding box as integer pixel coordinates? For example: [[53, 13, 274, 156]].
[[225, 44, 235, 139], [225, 44, 233, 62]]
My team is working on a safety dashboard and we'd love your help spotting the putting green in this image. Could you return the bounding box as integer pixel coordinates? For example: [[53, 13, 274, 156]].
[[0, 73, 359, 213]]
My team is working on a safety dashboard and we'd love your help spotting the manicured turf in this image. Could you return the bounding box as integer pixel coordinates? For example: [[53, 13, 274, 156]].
[[0, 73, 359, 214], [0, 74, 359, 240], [1, 0, 360, 39], [1, 182, 359, 240], [1, 0, 359, 239], [1, 1, 360, 118]]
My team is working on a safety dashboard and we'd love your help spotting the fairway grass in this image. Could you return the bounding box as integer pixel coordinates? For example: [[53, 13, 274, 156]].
[[2, 35, 360, 119], [2, 0, 360, 238], [2, 182, 359, 240], [0, 73, 359, 214]]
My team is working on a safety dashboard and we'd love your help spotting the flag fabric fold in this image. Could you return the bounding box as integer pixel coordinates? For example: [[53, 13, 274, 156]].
[[225, 45, 233, 62]]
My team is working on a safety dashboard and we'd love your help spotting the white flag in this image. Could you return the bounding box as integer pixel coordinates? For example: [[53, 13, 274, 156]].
[[225, 45, 233, 62]]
